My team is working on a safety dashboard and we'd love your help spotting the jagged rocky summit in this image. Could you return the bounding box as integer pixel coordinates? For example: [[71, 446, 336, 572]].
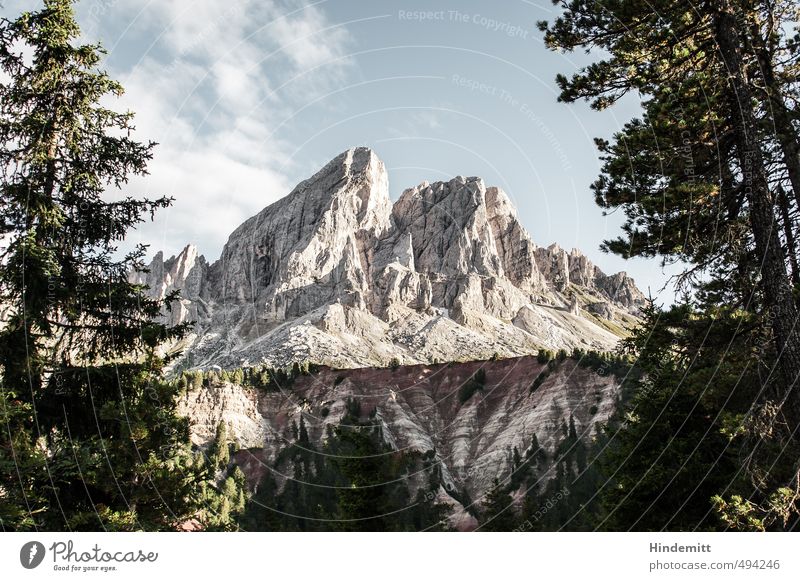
[[134, 147, 645, 369]]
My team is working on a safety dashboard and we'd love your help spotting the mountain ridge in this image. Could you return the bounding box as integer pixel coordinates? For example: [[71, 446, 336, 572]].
[[133, 147, 645, 370]]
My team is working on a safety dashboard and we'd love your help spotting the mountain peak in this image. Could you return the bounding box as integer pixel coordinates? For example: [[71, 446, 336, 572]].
[[140, 148, 645, 369]]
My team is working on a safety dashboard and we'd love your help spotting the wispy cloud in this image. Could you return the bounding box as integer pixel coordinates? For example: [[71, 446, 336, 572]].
[[3, 0, 355, 259]]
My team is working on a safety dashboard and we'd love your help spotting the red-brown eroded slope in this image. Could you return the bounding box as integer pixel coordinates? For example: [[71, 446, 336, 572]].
[[188, 356, 620, 505]]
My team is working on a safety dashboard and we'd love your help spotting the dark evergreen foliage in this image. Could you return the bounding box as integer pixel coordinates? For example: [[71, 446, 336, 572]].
[[458, 368, 487, 403], [240, 405, 449, 531], [0, 0, 227, 531]]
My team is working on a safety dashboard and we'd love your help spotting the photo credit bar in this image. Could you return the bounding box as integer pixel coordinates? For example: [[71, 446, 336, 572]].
[[1, 533, 797, 580]]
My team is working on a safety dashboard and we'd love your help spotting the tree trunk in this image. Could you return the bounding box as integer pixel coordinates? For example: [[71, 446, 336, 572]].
[[714, 1, 800, 424], [748, 18, 800, 209], [778, 188, 800, 287]]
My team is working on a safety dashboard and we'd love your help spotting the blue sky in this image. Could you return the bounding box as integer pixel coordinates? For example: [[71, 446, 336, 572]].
[[6, 0, 681, 302]]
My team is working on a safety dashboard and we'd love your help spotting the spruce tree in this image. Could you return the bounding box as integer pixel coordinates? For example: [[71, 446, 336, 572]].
[[0, 0, 207, 530], [480, 478, 517, 531], [0, 384, 46, 530], [528, 432, 544, 466], [332, 422, 396, 531], [298, 415, 309, 445], [210, 421, 230, 470], [231, 368, 244, 385]]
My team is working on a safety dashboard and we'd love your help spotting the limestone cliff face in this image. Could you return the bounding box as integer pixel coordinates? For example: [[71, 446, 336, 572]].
[[208, 148, 391, 317], [139, 147, 645, 369], [129, 244, 209, 327]]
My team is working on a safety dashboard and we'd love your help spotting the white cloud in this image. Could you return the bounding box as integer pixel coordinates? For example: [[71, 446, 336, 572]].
[[86, 0, 355, 260], [124, 148, 290, 253], [264, 4, 352, 71]]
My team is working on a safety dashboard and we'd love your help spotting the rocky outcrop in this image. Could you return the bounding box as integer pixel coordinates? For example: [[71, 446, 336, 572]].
[[130, 244, 209, 327], [596, 271, 647, 309], [138, 147, 645, 369], [177, 382, 268, 449], [587, 301, 614, 320]]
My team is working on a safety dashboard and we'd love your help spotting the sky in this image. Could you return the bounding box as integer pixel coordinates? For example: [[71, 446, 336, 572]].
[[5, 0, 682, 303]]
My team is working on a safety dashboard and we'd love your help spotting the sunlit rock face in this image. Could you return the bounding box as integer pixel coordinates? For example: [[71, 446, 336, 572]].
[[138, 147, 645, 369], [148, 148, 645, 528]]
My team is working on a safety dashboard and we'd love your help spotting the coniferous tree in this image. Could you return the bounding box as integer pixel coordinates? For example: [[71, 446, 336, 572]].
[[241, 407, 448, 531], [480, 478, 517, 531], [596, 302, 799, 530], [0, 384, 46, 530], [540, 0, 800, 425], [210, 421, 230, 470], [298, 416, 309, 446], [0, 0, 214, 530], [540, 0, 800, 530], [332, 421, 399, 531], [528, 432, 544, 466]]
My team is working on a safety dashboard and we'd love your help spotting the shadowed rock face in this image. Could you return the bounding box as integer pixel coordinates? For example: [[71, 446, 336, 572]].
[[134, 147, 645, 369], [179, 355, 620, 529]]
